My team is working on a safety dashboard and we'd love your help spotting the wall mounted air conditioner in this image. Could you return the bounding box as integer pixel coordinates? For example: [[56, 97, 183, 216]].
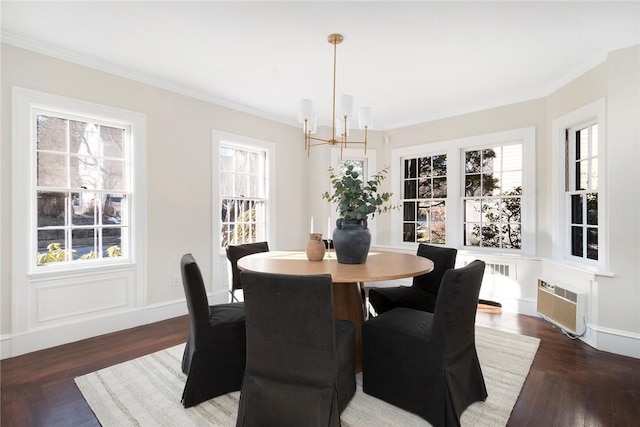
[[536, 279, 586, 335]]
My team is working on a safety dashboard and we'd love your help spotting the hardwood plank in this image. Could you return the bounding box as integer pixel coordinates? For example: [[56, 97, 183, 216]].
[[2, 312, 640, 426], [1, 316, 189, 427], [475, 312, 640, 427]]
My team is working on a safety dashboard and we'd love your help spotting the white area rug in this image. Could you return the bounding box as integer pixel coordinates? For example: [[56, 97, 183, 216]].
[[75, 326, 540, 426]]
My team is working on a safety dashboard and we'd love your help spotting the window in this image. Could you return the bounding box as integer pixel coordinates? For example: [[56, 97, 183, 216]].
[[551, 98, 606, 268], [338, 159, 365, 177], [219, 145, 267, 247], [391, 127, 535, 253], [567, 123, 599, 261], [35, 112, 129, 265], [463, 144, 522, 249], [401, 154, 447, 244]]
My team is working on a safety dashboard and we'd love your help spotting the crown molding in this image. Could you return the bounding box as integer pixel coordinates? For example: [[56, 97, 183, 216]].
[[3, 31, 637, 132], [1, 31, 299, 128]]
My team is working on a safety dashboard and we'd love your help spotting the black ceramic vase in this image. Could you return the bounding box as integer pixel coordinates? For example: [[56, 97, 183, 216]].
[[332, 218, 371, 264]]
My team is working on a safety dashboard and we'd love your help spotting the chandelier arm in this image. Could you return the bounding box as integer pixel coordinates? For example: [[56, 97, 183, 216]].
[[307, 136, 334, 144], [336, 139, 367, 145]]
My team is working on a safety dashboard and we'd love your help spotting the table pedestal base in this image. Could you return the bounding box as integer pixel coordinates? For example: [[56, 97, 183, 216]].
[[332, 282, 365, 373]]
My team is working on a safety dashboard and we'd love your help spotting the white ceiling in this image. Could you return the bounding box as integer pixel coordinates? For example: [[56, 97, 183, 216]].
[[2, 1, 639, 130]]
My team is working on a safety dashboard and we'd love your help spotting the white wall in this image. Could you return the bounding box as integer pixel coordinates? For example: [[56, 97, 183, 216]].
[[2, 42, 638, 358], [1, 44, 307, 354], [370, 46, 639, 357], [545, 45, 640, 357]]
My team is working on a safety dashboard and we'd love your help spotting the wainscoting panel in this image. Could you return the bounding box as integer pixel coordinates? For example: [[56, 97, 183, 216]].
[[36, 272, 132, 323]]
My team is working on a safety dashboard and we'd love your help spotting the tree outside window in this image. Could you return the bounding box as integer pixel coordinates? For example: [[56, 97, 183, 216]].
[[463, 144, 522, 249], [220, 146, 266, 247], [401, 154, 447, 244], [36, 113, 128, 265]]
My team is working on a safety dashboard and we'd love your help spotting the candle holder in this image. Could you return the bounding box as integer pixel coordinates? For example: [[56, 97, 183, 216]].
[[326, 238, 332, 258]]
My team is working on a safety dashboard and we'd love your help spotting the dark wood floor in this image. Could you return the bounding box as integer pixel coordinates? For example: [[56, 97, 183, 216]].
[[2, 312, 639, 426]]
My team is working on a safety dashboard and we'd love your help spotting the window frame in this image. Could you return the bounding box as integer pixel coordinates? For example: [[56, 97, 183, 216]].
[[391, 127, 536, 254], [400, 153, 449, 245], [462, 143, 524, 250], [219, 145, 267, 248], [551, 98, 607, 270], [12, 87, 146, 276], [212, 130, 275, 255], [33, 109, 131, 268]]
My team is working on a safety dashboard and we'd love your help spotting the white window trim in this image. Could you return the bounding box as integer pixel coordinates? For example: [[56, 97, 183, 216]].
[[212, 130, 276, 255], [391, 127, 536, 255], [11, 87, 147, 335], [551, 98, 608, 272]]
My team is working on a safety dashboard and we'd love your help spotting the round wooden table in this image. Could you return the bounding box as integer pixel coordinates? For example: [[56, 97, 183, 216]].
[[238, 250, 434, 372]]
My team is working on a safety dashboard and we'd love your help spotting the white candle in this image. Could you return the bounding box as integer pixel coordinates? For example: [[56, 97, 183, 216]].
[[327, 217, 331, 239], [310, 216, 314, 234]]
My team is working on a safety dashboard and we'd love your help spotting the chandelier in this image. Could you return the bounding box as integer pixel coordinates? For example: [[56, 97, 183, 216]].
[[299, 33, 372, 158]]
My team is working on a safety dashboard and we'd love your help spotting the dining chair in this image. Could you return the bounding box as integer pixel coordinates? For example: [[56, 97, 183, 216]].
[[180, 253, 246, 408], [362, 260, 488, 427], [236, 271, 356, 427], [226, 241, 269, 302], [368, 243, 457, 315]]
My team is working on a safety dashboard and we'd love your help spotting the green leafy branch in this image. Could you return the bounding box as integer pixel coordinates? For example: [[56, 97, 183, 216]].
[[322, 164, 397, 221]]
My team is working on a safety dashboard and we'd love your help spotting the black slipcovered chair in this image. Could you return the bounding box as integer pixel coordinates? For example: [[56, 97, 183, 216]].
[[226, 241, 270, 302], [368, 243, 457, 315], [236, 271, 356, 427], [362, 260, 488, 427], [180, 253, 246, 408]]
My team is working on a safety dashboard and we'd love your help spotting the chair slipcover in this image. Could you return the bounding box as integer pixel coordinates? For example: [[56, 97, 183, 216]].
[[236, 271, 356, 427], [226, 241, 270, 302], [368, 244, 457, 315], [180, 253, 246, 408], [362, 260, 488, 427]]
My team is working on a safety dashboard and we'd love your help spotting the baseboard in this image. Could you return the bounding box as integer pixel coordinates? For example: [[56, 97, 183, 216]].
[[4, 290, 637, 360], [1, 334, 13, 360], [587, 324, 640, 359], [533, 310, 639, 359], [1, 298, 189, 360]]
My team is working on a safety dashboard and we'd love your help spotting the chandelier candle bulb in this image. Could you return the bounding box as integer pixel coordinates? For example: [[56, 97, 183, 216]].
[[299, 99, 314, 124], [359, 106, 373, 128], [337, 95, 354, 118]]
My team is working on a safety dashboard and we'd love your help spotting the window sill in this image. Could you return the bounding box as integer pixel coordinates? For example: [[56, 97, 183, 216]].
[[28, 260, 137, 281], [381, 245, 615, 278], [457, 248, 539, 261]]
